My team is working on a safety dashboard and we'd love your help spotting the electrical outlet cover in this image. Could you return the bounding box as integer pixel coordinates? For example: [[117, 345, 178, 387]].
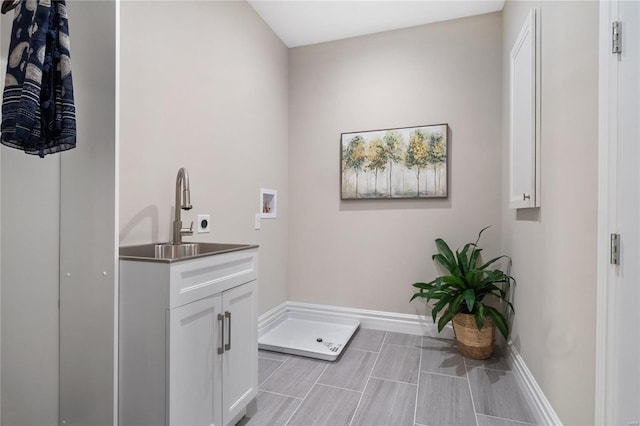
[[197, 214, 210, 233]]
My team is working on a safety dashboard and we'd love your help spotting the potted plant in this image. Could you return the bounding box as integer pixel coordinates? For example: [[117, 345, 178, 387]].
[[410, 226, 515, 359]]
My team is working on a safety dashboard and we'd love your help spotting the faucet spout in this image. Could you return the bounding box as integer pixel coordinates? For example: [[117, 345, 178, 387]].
[[173, 168, 194, 244]]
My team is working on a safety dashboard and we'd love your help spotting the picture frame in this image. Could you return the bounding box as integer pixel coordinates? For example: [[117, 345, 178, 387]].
[[340, 123, 448, 199]]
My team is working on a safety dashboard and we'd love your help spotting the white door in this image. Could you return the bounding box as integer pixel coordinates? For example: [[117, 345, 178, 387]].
[[605, 1, 640, 424], [616, 1, 640, 423], [221, 281, 258, 425], [168, 294, 223, 426]]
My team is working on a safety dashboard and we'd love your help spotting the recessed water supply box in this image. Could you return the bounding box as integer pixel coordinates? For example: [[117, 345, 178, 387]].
[[260, 188, 277, 219]]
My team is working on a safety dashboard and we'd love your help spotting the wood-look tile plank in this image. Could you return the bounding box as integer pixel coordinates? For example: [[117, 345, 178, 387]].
[[420, 337, 467, 377], [468, 368, 536, 424], [258, 357, 283, 386], [286, 384, 361, 426], [258, 349, 291, 362], [260, 357, 327, 398], [415, 372, 476, 426], [348, 328, 386, 352], [371, 343, 420, 384], [384, 332, 422, 347], [351, 378, 417, 426], [317, 349, 377, 391], [465, 346, 511, 372], [242, 391, 301, 426], [477, 414, 536, 426]]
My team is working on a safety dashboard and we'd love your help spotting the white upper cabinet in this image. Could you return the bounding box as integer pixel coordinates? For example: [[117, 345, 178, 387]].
[[510, 8, 541, 209]]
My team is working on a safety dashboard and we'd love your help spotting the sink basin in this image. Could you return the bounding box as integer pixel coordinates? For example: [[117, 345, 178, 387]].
[[155, 243, 199, 259], [119, 242, 257, 262]]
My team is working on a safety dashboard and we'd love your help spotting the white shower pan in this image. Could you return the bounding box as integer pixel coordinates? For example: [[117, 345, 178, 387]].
[[258, 311, 360, 361]]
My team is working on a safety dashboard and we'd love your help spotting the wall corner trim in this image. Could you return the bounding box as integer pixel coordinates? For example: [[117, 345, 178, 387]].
[[506, 341, 563, 426]]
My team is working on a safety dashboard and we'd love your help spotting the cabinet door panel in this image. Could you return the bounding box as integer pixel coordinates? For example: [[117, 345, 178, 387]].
[[510, 8, 540, 209], [168, 295, 223, 426], [222, 281, 258, 425]]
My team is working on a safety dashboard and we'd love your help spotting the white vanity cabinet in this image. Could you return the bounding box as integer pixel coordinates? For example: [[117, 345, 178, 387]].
[[119, 247, 259, 426]]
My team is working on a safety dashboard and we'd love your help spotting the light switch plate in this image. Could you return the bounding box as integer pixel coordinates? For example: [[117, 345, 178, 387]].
[[254, 214, 261, 230]]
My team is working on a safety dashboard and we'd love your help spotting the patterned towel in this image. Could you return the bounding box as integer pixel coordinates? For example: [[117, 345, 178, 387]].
[[1, 0, 76, 157]]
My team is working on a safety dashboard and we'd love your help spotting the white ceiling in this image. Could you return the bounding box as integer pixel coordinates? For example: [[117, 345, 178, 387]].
[[248, 0, 505, 48]]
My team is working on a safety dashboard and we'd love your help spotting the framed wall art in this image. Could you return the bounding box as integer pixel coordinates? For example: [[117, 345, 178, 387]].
[[340, 123, 448, 199]]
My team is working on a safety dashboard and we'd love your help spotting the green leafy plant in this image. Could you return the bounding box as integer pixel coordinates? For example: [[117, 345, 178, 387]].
[[410, 226, 515, 338]]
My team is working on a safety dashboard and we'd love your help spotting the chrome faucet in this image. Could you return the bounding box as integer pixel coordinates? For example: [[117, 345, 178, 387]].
[[172, 168, 193, 244]]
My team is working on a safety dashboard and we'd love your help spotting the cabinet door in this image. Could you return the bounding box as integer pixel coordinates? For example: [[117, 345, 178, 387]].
[[168, 294, 223, 426], [221, 280, 258, 425], [509, 8, 540, 208]]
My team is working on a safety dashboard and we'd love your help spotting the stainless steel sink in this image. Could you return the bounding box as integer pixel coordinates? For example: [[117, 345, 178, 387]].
[[155, 243, 199, 259], [119, 242, 257, 262]]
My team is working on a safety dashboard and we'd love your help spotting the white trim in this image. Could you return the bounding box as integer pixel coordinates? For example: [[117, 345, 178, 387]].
[[506, 342, 563, 426], [595, 1, 619, 425], [258, 301, 454, 339], [114, 0, 121, 423]]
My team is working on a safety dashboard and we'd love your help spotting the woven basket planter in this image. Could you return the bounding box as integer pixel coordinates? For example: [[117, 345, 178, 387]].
[[452, 313, 495, 360]]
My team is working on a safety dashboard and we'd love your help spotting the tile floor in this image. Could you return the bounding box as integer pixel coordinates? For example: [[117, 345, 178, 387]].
[[240, 328, 537, 426]]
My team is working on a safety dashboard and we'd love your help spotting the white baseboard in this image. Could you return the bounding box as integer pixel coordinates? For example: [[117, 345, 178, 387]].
[[506, 342, 563, 425], [258, 301, 454, 340]]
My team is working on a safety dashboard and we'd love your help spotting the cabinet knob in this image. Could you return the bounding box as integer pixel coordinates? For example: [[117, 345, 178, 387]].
[[523, 193, 531, 200]]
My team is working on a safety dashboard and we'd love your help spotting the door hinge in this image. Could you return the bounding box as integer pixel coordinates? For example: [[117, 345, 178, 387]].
[[612, 21, 622, 54], [610, 233, 620, 265]]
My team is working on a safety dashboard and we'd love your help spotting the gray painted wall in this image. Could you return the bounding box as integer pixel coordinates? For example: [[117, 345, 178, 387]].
[[288, 12, 504, 315], [119, 0, 289, 315], [501, 2, 598, 425]]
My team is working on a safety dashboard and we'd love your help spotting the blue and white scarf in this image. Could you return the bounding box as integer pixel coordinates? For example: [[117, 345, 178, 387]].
[[1, 0, 76, 157]]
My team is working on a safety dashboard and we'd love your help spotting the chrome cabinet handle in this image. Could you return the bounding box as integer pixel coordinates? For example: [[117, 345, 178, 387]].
[[523, 193, 530, 200], [224, 311, 231, 351], [217, 313, 224, 354]]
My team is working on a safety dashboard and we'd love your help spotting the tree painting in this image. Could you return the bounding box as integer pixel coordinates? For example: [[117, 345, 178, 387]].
[[383, 130, 403, 197], [427, 132, 446, 195], [405, 129, 430, 196], [341, 124, 448, 199], [343, 135, 366, 197], [366, 137, 388, 196]]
